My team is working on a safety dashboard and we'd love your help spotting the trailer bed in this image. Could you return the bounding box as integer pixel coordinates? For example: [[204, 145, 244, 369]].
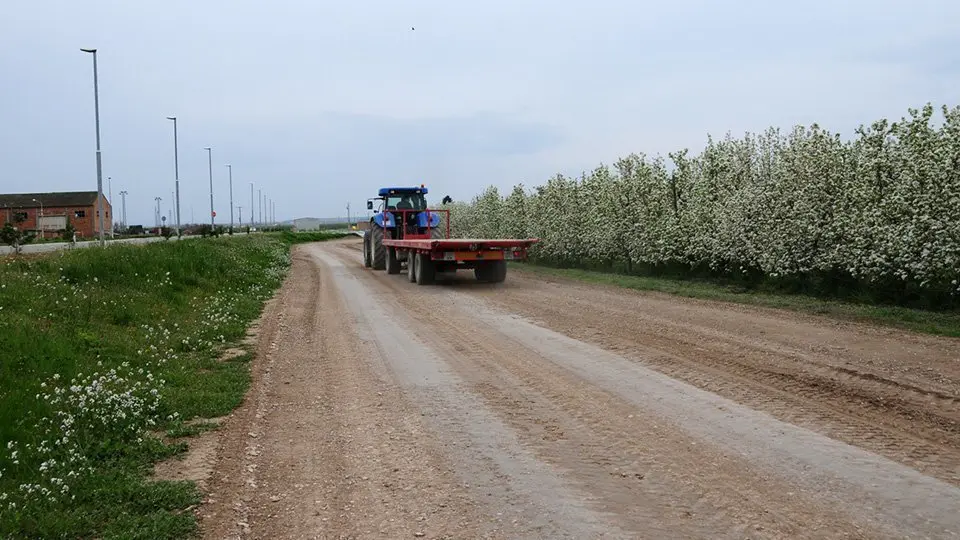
[[382, 238, 539, 251]]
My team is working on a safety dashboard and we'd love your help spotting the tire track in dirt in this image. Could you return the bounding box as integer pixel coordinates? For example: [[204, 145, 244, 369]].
[[314, 247, 634, 538], [451, 270, 960, 485], [324, 242, 953, 537], [324, 243, 883, 538], [201, 247, 486, 539]]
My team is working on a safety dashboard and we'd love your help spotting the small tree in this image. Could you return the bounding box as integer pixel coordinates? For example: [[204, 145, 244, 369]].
[[1, 214, 36, 254], [62, 217, 77, 242], [160, 226, 173, 240]]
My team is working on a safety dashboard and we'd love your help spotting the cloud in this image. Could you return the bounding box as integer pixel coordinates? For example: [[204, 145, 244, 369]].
[[1, 0, 959, 223]]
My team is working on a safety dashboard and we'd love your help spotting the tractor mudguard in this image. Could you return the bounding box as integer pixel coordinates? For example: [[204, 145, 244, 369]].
[[372, 212, 396, 229], [416, 212, 442, 229]]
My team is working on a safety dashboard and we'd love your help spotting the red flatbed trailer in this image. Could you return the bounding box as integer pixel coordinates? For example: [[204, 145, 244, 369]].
[[365, 208, 538, 284], [381, 236, 539, 284]]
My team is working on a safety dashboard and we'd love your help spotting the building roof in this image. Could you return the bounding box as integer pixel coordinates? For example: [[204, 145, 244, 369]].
[[0, 191, 102, 209]]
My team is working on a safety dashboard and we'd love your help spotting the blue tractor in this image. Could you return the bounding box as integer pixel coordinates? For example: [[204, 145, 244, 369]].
[[363, 185, 444, 271]]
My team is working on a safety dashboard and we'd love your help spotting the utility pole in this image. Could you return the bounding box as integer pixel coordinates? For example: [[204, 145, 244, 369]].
[[119, 190, 128, 230], [166, 116, 181, 236], [80, 47, 105, 246], [258, 188, 262, 225], [204, 147, 214, 227], [154, 196, 162, 228], [249, 182, 255, 227], [226, 164, 234, 232], [31, 198, 44, 239], [238, 206, 243, 231], [346, 202, 350, 226]]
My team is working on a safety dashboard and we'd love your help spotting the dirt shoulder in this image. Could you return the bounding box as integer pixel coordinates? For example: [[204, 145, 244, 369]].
[[468, 266, 960, 487]]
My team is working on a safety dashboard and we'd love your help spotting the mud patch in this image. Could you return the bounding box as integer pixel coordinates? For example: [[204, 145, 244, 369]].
[[219, 347, 248, 362], [151, 426, 221, 490]]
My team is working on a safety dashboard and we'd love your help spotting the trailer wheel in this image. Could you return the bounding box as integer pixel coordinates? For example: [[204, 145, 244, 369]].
[[407, 251, 417, 282], [386, 247, 401, 274], [415, 252, 436, 285], [363, 233, 372, 268], [370, 225, 386, 270], [475, 260, 507, 283]]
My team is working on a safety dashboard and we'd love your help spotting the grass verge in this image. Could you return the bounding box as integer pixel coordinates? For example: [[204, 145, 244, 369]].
[[275, 230, 349, 245], [0, 233, 339, 538], [513, 263, 960, 338]]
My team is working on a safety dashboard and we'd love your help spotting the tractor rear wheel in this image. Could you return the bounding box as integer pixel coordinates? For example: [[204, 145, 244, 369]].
[[407, 251, 417, 282], [474, 260, 507, 283], [415, 252, 435, 285], [386, 247, 401, 274], [370, 225, 386, 270], [363, 233, 372, 267]]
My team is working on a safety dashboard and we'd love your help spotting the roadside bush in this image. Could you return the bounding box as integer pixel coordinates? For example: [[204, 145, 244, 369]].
[[442, 102, 960, 309]]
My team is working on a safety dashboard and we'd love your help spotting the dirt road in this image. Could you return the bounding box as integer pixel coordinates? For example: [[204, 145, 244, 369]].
[[199, 237, 960, 539]]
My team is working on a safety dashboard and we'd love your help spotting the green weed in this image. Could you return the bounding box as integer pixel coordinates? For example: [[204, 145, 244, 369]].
[[0, 235, 290, 537]]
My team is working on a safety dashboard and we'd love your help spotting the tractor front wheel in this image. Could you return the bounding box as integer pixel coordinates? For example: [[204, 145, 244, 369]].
[[370, 225, 386, 270], [363, 233, 372, 267]]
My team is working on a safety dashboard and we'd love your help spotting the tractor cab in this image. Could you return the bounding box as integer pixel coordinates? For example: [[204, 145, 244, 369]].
[[367, 185, 441, 240]]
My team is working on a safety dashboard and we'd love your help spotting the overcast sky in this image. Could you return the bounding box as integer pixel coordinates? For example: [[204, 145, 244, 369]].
[[2, 0, 958, 226]]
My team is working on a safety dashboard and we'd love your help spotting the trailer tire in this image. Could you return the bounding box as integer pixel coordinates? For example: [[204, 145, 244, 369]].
[[475, 260, 507, 283], [386, 246, 401, 274], [370, 225, 386, 270], [415, 252, 436, 285], [407, 251, 417, 282], [363, 233, 372, 268]]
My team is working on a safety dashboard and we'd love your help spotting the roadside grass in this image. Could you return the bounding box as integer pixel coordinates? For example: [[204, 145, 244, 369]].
[[274, 230, 349, 245], [0, 235, 293, 538], [513, 263, 960, 338]]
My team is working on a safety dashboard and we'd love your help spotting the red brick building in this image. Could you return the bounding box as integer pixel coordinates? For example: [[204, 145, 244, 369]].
[[0, 191, 112, 240]]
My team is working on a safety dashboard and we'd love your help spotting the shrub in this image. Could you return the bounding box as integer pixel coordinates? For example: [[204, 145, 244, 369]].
[[443, 102, 960, 309]]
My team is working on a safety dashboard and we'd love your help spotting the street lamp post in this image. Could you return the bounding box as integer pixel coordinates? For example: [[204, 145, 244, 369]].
[[154, 196, 162, 229], [31, 198, 43, 239], [166, 116, 181, 236], [80, 47, 106, 247], [238, 206, 243, 231], [204, 147, 214, 228], [226, 164, 234, 232], [249, 182, 254, 228], [119, 190, 128, 230], [258, 188, 262, 225]]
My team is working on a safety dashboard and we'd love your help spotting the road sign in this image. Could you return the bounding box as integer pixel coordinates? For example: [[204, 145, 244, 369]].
[[212, 211, 217, 217], [161, 216, 166, 222]]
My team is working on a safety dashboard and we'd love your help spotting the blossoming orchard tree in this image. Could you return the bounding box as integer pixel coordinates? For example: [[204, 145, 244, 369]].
[[438, 102, 960, 306]]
